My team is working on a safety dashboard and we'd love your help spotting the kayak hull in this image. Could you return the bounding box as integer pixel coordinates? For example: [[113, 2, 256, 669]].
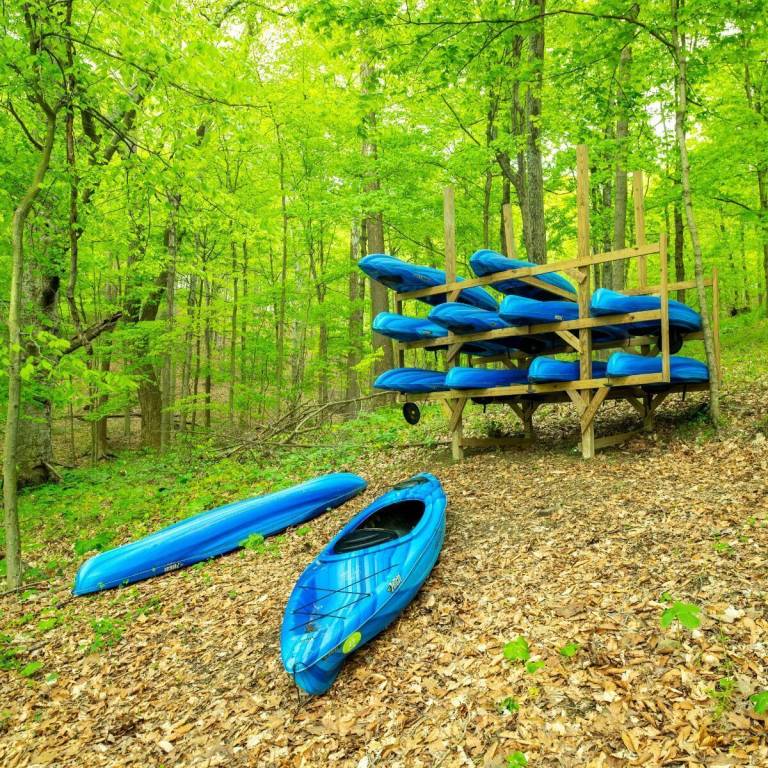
[[445, 366, 529, 389], [528, 358, 608, 383], [73, 473, 367, 595], [590, 288, 702, 335], [469, 249, 575, 299], [281, 473, 446, 695], [359, 254, 498, 311], [374, 368, 448, 393], [607, 352, 709, 383]]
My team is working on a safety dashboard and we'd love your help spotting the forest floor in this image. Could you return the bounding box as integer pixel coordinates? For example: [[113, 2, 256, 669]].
[[2, 313, 768, 768]]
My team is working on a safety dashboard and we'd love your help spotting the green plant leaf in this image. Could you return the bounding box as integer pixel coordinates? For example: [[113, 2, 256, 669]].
[[20, 661, 44, 678], [503, 637, 530, 663], [525, 660, 545, 674], [750, 690, 768, 715], [660, 601, 701, 630], [559, 641, 580, 658], [506, 751, 528, 767]]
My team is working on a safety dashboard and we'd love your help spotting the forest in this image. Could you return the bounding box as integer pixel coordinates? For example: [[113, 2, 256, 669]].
[[1, 0, 768, 766]]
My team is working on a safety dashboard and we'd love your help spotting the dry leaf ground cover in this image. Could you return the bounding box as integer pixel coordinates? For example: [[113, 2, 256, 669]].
[[2, 317, 768, 768]]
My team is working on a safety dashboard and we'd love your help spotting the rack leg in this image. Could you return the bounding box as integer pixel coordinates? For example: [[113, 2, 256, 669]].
[[580, 392, 596, 459], [449, 398, 465, 461]]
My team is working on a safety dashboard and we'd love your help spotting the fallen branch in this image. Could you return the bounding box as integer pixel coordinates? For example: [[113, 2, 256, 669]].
[[64, 311, 123, 354], [1, 579, 50, 597]]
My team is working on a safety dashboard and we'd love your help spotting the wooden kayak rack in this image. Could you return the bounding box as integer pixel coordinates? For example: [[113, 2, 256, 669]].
[[389, 145, 721, 460]]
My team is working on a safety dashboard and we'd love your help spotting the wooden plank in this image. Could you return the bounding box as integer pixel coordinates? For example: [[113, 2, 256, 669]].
[[448, 396, 465, 460], [394, 300, 406, 367], [633, 171, 647, 285], [595, 430, 642, 450], [555, 329, 581, 352], [395, 242, 661, 301], [624, 395, 646, 416], [659, 233, 670, 381], [580, 385, 610, 433], [460, 436, 532, 448], [576, 145, 594, 460], [444, 187, 456, 282], [648, 390, 670, 416], [502, 203, 517, 258], [566, 389, 585, 414], [623, 277, 712, 296]]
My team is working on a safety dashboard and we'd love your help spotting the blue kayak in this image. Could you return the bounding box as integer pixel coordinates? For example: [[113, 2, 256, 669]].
[[528, 357, 608, 383], [281, 473, 446, 695], [359, 254, 498, 311], [591, 289, 702, 336], [428, 302, 559, 355], [374, 368, 448, 394], [469, 249, 575, 299], [445, 366, 529, 389], [372, 312, 509, 358], [372, 312, 447, 342], [499, 296, 630, 343], [73, 473, 367, 595], [606, 352, 709, 383]]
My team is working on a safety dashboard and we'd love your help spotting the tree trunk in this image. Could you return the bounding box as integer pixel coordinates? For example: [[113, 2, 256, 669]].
[[240, 240, 249, 428], [161, 193, 179, 450], [179, 273, 197, 434], [4, 109, 57, 588], [345, 224, 364, 416], [673, 0, 720, 424], [674, 197, 686, 301], [758, 167, 768, 315], [229, 240, 238, 425], [204, 278, 212, 431], [524, 0, 547, 264]]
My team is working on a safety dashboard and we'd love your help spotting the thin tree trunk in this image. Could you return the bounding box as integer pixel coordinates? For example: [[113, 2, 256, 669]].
[[4, 109, 57, 588], [672, 0, 720, 424], [204, 278, 212, 431], [229, 241, 238, 425], [524, 0, 547, 264], [239, 239, 249, 428], [179, 273, 197, 434], [161, 194, 179, 450], [674, 197, 686, 301], [345, 223, 364, 416]]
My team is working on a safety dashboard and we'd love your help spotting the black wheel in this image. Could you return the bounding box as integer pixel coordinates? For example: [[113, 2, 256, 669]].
[[402, 402, 421, 425], [657, 329, 684, 354]]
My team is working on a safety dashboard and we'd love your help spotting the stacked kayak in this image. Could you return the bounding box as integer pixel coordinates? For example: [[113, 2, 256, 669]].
[[73, 473, 368, 595], [606, 352, 709, 383], [470, 249, 575, 300], [372, 312, 509, 358], [499, 296, 630, 344], [374, 368, 449, 394], [359, 254, 498, 311], [282, 474, 446, 695], [445, 366, 529, 389], [528, 358, 608, 383], [428, 302, 559, 354], [591, 288, 702, 338]]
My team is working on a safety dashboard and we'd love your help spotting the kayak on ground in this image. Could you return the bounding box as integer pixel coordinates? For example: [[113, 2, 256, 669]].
[[359, 253, 498, 311], [73, 473, 367, 596], [281, 473, 446, 695]]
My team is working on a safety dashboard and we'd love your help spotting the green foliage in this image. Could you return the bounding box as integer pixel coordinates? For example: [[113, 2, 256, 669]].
[[90, 618, 125, 652], [750, 690, 768, 715], [19, 661, 44, 679], [660, 601, 702, 630], [559, 642, 580, 659], [503, 637, 531, 663], [707, 677, 736, 719], [526, 660, 545, 674], [506, 752, 528, 767], [497, 697, 520, 715]]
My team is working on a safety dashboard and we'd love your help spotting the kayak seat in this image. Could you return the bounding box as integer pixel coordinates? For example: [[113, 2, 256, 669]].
[[334, 528, 399, 553], [333, 500, 425, 554]]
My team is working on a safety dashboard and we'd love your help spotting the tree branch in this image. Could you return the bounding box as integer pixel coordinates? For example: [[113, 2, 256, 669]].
[[63, 312, 123, 355], [4, 100, 43, 150]]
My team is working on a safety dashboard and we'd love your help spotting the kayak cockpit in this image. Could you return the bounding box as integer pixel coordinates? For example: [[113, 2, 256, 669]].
[[333, 499, 425, 554]]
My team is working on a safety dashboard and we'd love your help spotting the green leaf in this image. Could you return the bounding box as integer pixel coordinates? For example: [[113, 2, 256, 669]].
[[36, 618, 58, 633], [559, 642, 580, 658], [750, 691, 768, 715], [506, 752, 528, 767], [503, 637, 530, 663], [660, 601, 701, 630], [20, 661, 44, 678], [525, 660, 545, 674]]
